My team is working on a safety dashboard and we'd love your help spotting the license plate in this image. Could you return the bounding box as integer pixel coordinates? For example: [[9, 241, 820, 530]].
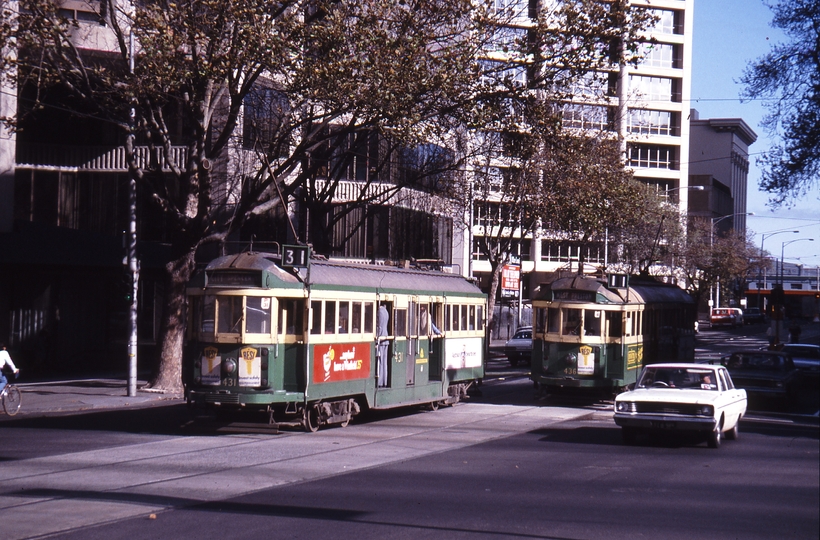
[[650, 421, 676, 429]]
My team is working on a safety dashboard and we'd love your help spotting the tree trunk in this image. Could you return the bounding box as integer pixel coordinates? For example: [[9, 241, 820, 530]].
[[486, 258, 503, 338], [148, 249, 197, 392]]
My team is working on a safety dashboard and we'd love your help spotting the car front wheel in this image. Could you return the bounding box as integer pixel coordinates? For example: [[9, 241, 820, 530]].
[[708, 423, 722, 449], [725, 423, 739, 440]]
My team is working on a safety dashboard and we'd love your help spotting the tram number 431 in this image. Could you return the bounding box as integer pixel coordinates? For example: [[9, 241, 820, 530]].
[[282, 245, 310, 268]]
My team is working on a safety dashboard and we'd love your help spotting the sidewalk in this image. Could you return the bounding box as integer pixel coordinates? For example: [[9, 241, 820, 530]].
[[1, 378, 183, 419]]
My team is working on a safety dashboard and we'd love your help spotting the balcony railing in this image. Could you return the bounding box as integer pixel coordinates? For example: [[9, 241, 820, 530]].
[[15, 143, 188, 172]]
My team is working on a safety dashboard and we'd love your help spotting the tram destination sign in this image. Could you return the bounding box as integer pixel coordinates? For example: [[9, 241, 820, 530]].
[[552, 290, 597, 302], [206, 270, 262, 288]]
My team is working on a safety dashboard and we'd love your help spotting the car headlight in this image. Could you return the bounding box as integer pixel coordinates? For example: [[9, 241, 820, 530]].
[[223, 358, 237, 374], [699, 405, 714, 416], [615, 401, 633, 412]]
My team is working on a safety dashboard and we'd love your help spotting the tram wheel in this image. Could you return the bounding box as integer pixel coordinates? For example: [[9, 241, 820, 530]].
[[428, 400, 440, 412], [339, 415, 350, 428], [304, 405, 320, 433]]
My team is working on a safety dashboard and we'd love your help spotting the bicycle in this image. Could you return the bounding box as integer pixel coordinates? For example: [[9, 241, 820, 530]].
[[1, 369, 21, 416]]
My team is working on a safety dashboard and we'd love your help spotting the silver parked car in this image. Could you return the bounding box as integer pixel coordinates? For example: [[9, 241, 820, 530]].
[[503, 326, 532, 367]]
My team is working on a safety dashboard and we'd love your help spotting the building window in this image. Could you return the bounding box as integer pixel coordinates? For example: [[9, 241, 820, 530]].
[[646, 9, 684, 35], [629, 75, 680, 102], [628, 144, 677, 169], [627, 109, 676, 136], [790, 283, 803, 290], [638, 43, 678, 69], [562, 104, 614, 131]]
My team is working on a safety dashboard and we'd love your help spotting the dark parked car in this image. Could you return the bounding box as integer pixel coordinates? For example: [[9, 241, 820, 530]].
[[743, 307, 766, 324], [503, 326, 532, 367], [721, 350, 800, 401], [779, 344, 820, 372]]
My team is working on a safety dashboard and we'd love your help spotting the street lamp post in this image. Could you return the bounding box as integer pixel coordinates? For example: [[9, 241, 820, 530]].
[[776, 237, 814, 345], [709, 212, 754, 314], [759, 230, 799, 311]]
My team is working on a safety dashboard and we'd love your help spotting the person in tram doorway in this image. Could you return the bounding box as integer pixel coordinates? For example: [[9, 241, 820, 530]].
[[376, 304, 390, 387], [0, 343, 20, 395]]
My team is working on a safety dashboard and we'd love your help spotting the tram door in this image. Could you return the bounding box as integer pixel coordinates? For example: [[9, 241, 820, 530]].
[[406, 299, 417, 386], [428, 302, 443, 382], [278, 298, 306, 392]]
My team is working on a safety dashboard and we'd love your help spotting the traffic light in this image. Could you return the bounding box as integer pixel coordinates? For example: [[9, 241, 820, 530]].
[[120, 271, 134, 305], [771, 284, 785, 306]]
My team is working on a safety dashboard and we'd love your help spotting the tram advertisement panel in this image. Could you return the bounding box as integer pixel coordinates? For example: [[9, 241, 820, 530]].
[[627, 343, 644, 370], [312, 343, 372, 383], [578, 345, 595, 375], [444, 337, 482, 369], [238, 347, 261, 387], [201, 347, 220, 386]]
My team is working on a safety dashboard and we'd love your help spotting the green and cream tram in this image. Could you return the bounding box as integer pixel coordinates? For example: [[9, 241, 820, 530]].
[[184, 249, 486, 431], [530, 274, 695, 394]]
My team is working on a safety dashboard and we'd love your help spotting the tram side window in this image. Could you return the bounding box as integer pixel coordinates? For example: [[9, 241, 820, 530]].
[[246, 297, 272, 334], [477, 306, 484, 330], [460, 305, 468, 331], [364, 302, 374, 333], [310, 301, 323, 335], [562, 308, 581, 335], [217, 297, 243, 333], [325, 301, 337, 334], [278, 299, 304, 335], [584, 310, 602, 336], [535, 307, 546, 333], [201, 296, 215, 333], [548, 308, 560, 333], [445, 305, 452, 332], [339, 301, 349, 334], [606, 311, 623, 337], [394, 308, 407, 337], [419, 304, 430, 335], [469, 305, 476, 330], [351, 302, 362, 333]]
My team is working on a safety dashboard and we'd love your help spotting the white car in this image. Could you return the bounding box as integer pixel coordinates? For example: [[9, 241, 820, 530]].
[[614, 363, 747, 448]]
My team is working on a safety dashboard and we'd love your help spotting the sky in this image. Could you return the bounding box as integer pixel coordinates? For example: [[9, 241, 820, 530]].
[[690, 0, 820, 268]]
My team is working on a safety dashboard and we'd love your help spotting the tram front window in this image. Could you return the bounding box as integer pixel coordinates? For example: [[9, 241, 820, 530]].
[[547, 308, 560, 333], [201, 296, 215, 333], [562, 308, 582, 335], [584, 310, 602, 337], [246, 297, 272, 334], [217, 297, 243, 333]]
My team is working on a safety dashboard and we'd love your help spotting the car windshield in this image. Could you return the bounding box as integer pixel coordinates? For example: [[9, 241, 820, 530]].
[[637, 367, 718, 390]]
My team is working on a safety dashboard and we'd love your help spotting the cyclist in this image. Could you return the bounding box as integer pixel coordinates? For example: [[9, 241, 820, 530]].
[[0, 343, 19, 394]]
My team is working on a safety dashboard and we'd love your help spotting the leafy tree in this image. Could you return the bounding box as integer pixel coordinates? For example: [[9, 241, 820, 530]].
[[740, 0, 820, 205], [667, 219, 766, 309], [442, 0, 656, 332], [3, 0, 488, 390]]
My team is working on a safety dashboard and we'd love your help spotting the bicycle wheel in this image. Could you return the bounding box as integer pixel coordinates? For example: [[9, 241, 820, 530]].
[[3, 385, 21, 416]]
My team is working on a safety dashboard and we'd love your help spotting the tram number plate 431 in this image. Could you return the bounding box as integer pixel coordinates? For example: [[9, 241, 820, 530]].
[[649, 421, 676, 429]]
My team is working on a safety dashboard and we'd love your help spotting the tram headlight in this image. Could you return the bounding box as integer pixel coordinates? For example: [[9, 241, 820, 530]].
[[223, 358, 237, 374]]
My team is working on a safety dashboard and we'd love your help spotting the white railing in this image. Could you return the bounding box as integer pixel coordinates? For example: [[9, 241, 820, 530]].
[[16, 144, 188, 172]]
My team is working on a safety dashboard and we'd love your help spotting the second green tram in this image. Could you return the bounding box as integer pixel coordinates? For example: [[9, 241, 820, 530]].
[[530, 274, 695, 393]]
